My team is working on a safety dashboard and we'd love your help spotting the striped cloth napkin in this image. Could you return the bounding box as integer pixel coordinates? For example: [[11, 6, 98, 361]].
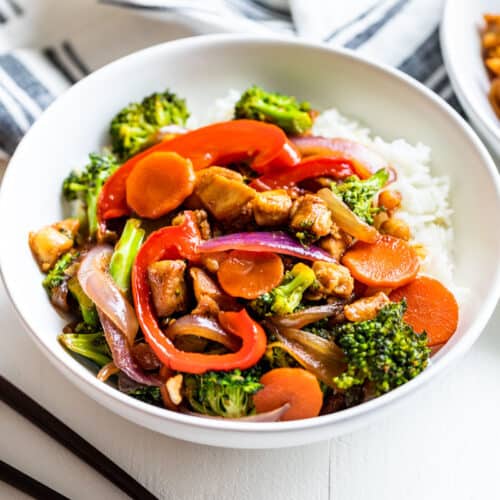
[[0, 0, 460, 164]]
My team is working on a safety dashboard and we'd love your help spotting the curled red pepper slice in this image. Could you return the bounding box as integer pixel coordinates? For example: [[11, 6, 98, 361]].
[[250, 155, 355, 191], [98, 120, 300, 228], [131, 212, 267, 374]]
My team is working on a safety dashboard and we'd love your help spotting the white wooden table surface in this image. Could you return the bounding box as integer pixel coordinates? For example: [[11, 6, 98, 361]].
[[1, 269, 500, 500], [2, 6, 500, 499]]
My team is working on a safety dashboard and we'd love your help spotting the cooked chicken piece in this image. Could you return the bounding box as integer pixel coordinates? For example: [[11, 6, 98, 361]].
[[190, 267, 237, 316], [147, 260, 188, 317], [290, 194, 332, 240], [312, 261, 354, 298], [29, 218, 80, 271], [252, 189, 292, 226], [172, 209, 211, 240], [194, 166, 256, 221], [223, 200, 255, 232], [344, 291, 390, 322], [319, 223, 353, 260]]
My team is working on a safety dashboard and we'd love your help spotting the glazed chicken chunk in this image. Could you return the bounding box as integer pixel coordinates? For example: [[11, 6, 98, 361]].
[[194, 166, 256, 221], [290, 194, 332, 240], [344, 291, 391, 322], [190, 267, 237, 316], [252, 189, 293, 226], [147, 260, 188, 317], [312, 261, 354, 298], [29, 218, 80, 271]]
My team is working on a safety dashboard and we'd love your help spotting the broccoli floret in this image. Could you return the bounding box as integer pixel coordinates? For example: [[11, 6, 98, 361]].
[[184, 369, 263, 418], [108, 218, 145, 294], [58, 332, 111, 367], [333, 300, 430, 395], [110, 90, 189, 160], [42, 250, 79, 295], [67, 276, 99, 328], [333, 168, 389, 224], [234, 85, 313, 135], [62, 153, 119, 238], [127, 386, 162, 405], [251, 263, 316, 317]]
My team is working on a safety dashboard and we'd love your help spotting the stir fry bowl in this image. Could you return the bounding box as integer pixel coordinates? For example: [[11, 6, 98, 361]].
[[1, 35, 499, 449]]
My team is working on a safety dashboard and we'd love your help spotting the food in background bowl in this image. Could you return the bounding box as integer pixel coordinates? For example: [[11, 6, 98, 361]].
[[28, 84, 461, 422], [481, 14, 500, 117]]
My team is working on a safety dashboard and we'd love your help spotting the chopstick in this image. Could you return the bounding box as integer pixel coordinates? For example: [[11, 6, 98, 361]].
[[0, 460, 69, 500], [0, 375, 158, 500]]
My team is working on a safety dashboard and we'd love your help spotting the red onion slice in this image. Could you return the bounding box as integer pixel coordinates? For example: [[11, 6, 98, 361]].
[[78, 245, 139, 344], [266, 323, 345, 388], [199, 232, 335, 263], [165, 315, 241, 352], [271, 302, 345, 329], [97, 361, 119, 382], [181, 402, 291, 422], [99, 310, 162, 386]]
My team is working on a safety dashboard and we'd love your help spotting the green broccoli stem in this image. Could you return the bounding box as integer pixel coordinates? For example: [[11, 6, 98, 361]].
[[108, 218, 145, 294], [67, 276, 99, 327], [58, 332, 111, 367], [86, 189, 100, 238]]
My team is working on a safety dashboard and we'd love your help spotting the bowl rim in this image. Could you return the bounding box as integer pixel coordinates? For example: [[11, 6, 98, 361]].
[[1, 33, 500, 435], [440, 0, 500, 151]]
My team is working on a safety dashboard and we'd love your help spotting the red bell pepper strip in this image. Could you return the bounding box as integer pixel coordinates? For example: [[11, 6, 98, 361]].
[[97, 120, 300, 228], [131, 212, 267, 374], [250, 155, 356, 191]]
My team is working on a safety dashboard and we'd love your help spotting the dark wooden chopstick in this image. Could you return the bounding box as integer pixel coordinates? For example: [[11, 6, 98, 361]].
[[0, 375, 158, 500], [0, 460, 69, 500]]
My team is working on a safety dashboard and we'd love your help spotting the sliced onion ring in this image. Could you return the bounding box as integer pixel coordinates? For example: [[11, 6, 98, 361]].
[[266, 323, 345, 388], [165, 315, 241, 352], [78, 245, 139, 344], [317, 188, 379, 243], [97, 361, 119, 382], [181, 402, 291, 422], [271, 302, 345, 329], [199, 231, 336, 263], [99, 310, 162, 386]]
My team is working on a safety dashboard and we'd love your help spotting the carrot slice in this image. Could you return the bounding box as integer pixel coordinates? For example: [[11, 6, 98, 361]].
[[341, 235, 419, 288], [389, 276, 459, 346], [253, 368, 323, 421], [126, 151, 195, 219], [217, 250, 284, 299]]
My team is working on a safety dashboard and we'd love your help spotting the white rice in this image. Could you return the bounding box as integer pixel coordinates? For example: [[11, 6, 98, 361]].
[[206, 91, 460, 292]]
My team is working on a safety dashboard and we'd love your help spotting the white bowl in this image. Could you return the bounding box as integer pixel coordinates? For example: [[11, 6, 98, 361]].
[[1, 35, 499, 449], [441, 0, 500, 157]]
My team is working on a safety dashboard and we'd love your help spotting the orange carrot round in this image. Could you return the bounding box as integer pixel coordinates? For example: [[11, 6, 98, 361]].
[[217, 250, 284, 299], [341, 235, 419, 288], [390, 276, 459, 346], [126, 151, 195, 219], [253, 368, 323, 421]]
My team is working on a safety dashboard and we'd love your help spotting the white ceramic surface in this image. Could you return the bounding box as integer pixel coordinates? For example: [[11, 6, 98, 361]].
[[441, 0, 500, 157], [1, 35, 499, 449]]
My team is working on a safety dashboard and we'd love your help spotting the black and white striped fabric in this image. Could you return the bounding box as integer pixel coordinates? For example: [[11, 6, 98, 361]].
[[0, 0, 460, 161]]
